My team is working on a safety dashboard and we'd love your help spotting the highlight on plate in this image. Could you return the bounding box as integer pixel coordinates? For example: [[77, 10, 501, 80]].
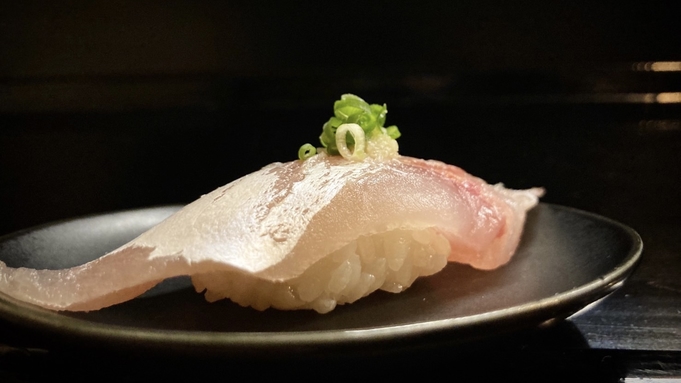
[[0, 94, 543, 314]]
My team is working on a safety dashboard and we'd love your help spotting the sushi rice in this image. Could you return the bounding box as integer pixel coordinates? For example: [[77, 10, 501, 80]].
[[192, 228, 450, 313]]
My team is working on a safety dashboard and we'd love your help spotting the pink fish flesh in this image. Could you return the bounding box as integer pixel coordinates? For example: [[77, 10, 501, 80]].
[[0, 155, 543, 311]]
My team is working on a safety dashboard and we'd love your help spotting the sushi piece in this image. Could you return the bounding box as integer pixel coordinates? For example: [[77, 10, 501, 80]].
[[0, 95, 543, 313]]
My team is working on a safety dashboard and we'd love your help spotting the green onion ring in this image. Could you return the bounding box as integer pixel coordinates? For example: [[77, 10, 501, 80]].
[[335, 123, 366, 161], [298, 143, 317, 160]]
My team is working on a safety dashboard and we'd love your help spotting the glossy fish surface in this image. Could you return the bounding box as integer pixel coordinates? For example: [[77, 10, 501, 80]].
[[0, 154, 542, 311]]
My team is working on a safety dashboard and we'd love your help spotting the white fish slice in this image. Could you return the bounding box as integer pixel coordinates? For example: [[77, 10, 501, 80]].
[[0, 154, 542, 312]]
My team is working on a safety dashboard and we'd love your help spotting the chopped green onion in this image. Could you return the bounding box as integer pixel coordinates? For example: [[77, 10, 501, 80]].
[[335, 123, 366, 161], [386, 125, 401, 139], [334, 95, 371, 120], [298, 94, 401, 160], [298, 143, 317, 160]]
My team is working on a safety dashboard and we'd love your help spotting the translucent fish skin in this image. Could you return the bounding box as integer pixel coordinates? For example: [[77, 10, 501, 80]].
[[0, 154, 542, 311]]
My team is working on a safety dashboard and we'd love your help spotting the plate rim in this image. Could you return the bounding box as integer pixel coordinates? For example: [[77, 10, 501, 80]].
[[0, 203, 643, 354]]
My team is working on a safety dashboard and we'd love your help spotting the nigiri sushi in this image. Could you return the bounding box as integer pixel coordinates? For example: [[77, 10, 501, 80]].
[[0, 94, 543, 313]]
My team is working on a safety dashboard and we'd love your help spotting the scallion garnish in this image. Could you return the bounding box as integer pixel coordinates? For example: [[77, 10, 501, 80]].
[[298, 143, 317, 160], [386, 125, 401, 139], [335, 123, 366, 161], [298, 94, 400, 161]]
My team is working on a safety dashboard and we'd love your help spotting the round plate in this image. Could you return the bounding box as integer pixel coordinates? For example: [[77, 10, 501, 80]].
[[0, 203, 642, 356]]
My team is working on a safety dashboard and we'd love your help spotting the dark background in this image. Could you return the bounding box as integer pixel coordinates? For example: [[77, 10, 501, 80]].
[[1, 2, 680, 381], [1, 1, 680, 235]]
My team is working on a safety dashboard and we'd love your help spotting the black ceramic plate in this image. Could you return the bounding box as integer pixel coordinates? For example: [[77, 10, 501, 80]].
[[0, 203, 641, 356]]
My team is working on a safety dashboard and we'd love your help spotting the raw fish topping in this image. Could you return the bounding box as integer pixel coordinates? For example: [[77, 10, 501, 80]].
[[0, 95, 543, 313]]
